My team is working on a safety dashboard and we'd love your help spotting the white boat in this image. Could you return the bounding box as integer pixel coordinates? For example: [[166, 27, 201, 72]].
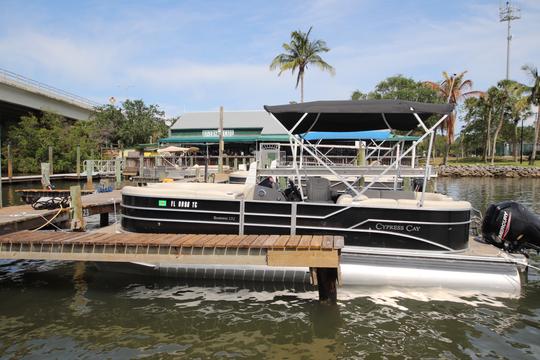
[[120, 100, 538, 298]]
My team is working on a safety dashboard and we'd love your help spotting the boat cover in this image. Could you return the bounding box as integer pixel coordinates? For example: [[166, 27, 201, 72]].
[[264, 100, 453, 134]]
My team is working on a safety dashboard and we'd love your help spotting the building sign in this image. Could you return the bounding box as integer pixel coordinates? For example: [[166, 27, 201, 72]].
[[202, 129, 235, 137]]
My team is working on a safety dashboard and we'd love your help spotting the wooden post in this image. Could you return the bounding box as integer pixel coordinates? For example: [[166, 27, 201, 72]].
[[356, 141, 366, 166], [70, 185, 85, 231], [7, 144, 13, 180], [139, 153, 144, 177], [76, 145, 81, 177], [233, 157, 238, 171], [86, 160, 94, 190], [190, 157, 194, 167], [316, 268, 338, 303], [41, 163, 51, 189], [48, 146, 53, 175], [218, 106, 224, 173], [115, 158, 122, 188], [403, 177, 411, 191]]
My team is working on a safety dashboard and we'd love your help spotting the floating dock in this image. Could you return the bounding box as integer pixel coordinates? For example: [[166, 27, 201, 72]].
[[0, 231, 343, 301], [0, 190, 121, 235]]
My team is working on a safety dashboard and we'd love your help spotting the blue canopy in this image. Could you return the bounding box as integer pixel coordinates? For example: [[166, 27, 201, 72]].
[[302, 130, 391, 141]]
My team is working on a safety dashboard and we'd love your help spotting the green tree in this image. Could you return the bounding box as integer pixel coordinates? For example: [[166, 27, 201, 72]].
[[488, 80, 528, 164], [270, 27, 335, 103], [356, 75, 441, 104], [91, 99, 170, 148], [521, 64, 540, 165], [424, 71, 482, 165], [7, 112, 96, 174]]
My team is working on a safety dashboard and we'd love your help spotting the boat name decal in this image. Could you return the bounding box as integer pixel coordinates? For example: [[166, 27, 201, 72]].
[[158, 199, 198, 209], [498, 211, 511, 240], [375, 223, 421, 232]]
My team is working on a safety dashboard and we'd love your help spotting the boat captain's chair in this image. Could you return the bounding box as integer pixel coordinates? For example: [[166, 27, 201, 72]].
[[305, 177, 334, 203]]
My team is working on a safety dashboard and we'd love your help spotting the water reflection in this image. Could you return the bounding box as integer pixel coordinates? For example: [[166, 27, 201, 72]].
[[438, 177, 540, 214]]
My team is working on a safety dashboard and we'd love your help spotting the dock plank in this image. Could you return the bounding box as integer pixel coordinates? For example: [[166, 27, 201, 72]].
[[321, 235, 334, 250], [272, 235, 290, 249], [297, 235, 312, 250], [263, 235, 280, 248], [250, 235, 269, 248], [286, 235, 302, 248], [310, 235, 323, 250], [238, 235, 259, 248]]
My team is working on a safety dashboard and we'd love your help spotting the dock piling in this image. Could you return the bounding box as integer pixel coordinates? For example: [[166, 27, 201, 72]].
[[41, 163, 51, 189], [76, 145, 81, 178], [48, 146, 53, 175], [316, 268, 338, 303], [99, 213, 109, 227], [115, 158, 122, 188], [70, 185, 85, 231], [7, 144, 13, 180], [86, 160, 94, 190]]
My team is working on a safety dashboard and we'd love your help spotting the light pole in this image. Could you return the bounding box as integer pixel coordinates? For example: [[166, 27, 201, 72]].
[[520, 117, 524, 164], [499, 1, 521, 80]]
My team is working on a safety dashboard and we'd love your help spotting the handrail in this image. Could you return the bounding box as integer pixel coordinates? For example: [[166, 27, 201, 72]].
[[0, 67, 101, 109]]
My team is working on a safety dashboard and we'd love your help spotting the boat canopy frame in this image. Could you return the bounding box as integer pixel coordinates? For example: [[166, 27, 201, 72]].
[[264, 100, 452, 207]]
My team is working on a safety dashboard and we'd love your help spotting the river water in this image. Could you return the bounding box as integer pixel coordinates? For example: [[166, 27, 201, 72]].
[[0, 178, 539, 359]]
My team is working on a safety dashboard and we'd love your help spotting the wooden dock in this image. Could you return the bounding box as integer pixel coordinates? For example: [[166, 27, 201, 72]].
[[1, 172, 113, 184], [0, 190, 121, 235], [0, 231, 343, 301]]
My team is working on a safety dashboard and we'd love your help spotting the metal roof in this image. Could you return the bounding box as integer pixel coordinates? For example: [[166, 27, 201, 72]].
[[170, 110, 287, 135]]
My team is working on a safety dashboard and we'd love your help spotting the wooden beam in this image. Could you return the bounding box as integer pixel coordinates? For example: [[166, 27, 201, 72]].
[[267, 250, 338, 268]]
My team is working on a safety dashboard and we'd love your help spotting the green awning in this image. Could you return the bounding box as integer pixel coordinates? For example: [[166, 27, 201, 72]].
[[159, 134, 290, 144]]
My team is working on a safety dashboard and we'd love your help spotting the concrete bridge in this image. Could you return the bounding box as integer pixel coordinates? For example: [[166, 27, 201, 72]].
[[0, 68, 100, 123]]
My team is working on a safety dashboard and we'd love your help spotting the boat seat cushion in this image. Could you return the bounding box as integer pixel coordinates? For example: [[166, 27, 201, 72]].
[[380, 190, 416, 200], [123, 183, 254, 200], [397, 199, 471, 210]]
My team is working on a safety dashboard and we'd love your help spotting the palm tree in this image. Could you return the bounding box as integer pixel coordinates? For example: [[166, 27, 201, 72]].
[[488, 80, 527, 164], [425, 71, 482, 165], [522, 64, 540, 165], [270, 27, 335, 103]]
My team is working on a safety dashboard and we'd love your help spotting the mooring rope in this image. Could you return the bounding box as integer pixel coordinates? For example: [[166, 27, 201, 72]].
[[31, 203, 65, 232]]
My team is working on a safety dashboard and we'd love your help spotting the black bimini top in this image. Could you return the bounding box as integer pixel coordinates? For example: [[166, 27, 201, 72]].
[[264, 100, 453, 134]]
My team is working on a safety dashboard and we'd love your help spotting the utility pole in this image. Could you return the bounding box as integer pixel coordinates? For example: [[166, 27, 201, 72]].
[[499, 1, 521, 80], [218, 106, 224, 173]]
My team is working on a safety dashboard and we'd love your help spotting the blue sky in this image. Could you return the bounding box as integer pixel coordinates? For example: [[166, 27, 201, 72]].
[[0, 0, 539, 118]]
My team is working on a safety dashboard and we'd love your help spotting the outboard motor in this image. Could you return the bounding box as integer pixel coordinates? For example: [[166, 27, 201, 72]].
[[482, 201, 540, 253]]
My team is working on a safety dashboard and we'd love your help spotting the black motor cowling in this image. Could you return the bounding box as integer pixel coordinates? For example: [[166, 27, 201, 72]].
[[482, 201, 540, 252]]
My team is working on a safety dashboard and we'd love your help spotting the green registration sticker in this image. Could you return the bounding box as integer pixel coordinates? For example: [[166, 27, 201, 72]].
[[158, 200, 167, 207]]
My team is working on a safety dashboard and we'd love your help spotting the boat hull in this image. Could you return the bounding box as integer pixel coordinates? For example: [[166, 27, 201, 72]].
[[122, 194, 470, 251]]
